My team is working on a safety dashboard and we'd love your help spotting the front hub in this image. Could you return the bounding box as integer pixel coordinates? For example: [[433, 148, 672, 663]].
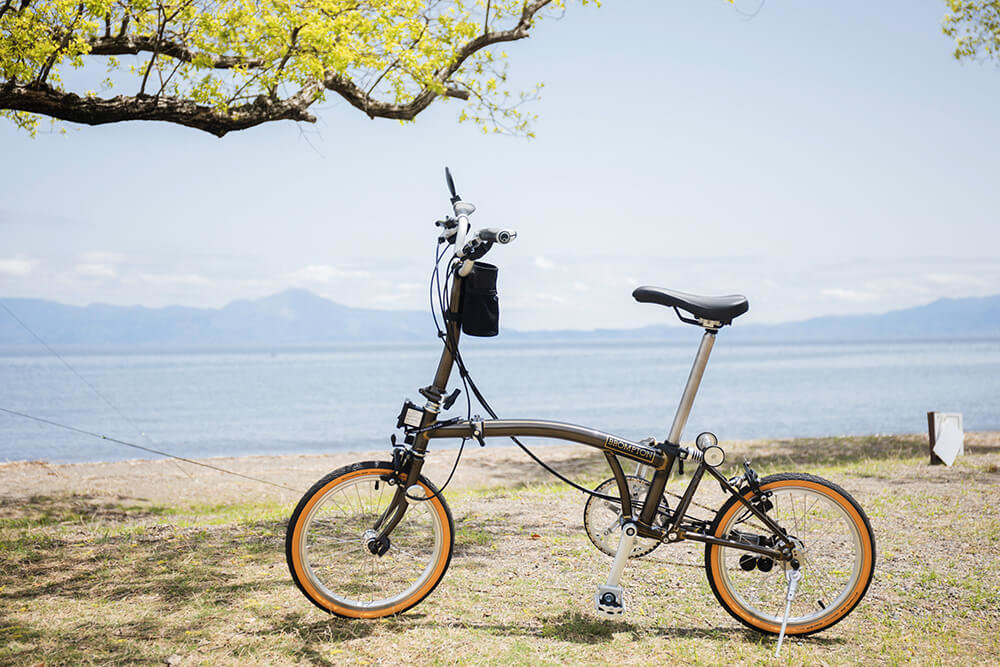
[[363, 528, 391, 556]]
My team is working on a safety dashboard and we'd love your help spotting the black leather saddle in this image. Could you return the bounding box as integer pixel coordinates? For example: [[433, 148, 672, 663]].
[[632, 286, 749, 326]]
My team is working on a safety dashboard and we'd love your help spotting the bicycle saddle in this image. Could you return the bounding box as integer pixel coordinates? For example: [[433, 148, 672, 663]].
[[632, 286, 749, 325]]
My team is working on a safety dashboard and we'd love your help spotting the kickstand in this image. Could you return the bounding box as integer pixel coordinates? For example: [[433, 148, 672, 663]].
[[774, 567, 802, 657]]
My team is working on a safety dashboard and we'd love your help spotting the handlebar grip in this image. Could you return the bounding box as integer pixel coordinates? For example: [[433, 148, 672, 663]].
[[478, 228, 517, 244]]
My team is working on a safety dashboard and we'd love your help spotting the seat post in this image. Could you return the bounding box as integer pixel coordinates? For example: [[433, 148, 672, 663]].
[[666, 328, 717, 444]]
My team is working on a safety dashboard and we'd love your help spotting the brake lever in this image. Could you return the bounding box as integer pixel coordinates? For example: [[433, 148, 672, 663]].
[[462, 238, 493, 260]]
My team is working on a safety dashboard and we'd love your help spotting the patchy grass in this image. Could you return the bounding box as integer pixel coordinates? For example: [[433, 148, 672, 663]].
[[2, 433, 999, 665]]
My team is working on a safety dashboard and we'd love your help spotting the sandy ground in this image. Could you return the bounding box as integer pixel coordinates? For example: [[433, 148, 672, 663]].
[[0, 441, 619, 506], [3, 431, 991, 507]]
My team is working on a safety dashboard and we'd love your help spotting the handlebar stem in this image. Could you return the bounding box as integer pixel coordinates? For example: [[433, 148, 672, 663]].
[[452, 201, 476, 258]]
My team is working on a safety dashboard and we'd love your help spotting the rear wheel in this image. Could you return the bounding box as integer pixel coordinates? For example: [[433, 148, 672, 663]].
[[286, 461, 454, 618], [704, 473, 875, 636]]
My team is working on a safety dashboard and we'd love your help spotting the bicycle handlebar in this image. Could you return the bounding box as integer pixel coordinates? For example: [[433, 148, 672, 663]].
[[441, 167, 516, 260]]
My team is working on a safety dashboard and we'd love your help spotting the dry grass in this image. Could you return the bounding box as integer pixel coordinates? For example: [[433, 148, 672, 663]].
[[2, 433, 999, 665]]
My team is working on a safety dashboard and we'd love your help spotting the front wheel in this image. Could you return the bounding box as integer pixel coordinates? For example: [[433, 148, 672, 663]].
[[704, 473, 875, 636], [286, 461, 454, 618]]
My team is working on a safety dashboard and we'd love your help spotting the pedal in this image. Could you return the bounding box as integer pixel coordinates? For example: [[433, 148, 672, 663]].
[[594, 584, 625, 615]]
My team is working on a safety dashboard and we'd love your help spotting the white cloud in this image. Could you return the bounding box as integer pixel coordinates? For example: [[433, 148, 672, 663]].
[[820, 288, 880, 302], [289, 264, 372, 283], [75, 263, 117, 279], [924, 272, 986, 288], [368, 283, 423, 305], [370, 293, 408, 305], [137, 272, 214, 287], [534, 256, 556, 270], [0, 257, 37, 276], [79, 251, 126, 264], [507, 292, 570, 308]]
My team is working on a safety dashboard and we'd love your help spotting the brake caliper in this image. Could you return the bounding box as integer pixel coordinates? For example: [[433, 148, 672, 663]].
[[742, 459, 774, 513]]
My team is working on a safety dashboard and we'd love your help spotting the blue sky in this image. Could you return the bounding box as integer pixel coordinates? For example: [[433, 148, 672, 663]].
[[1, 0, 998, 330]]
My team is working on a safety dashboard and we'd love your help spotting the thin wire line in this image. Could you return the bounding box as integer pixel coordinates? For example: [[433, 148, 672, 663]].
[[0, 406, 297, 492], [733, 0, 766, 19], [0, 300, 192, 478], [0, 300, 294, 491]]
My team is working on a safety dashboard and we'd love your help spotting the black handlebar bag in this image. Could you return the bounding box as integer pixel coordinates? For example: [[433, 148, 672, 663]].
[[460, 262, 500, 337]]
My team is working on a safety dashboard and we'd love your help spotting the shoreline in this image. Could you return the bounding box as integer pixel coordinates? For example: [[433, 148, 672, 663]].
[[3, 431, 997, 507], [0, 440, 616, 505]]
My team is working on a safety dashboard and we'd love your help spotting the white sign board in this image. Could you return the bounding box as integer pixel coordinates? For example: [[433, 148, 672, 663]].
[[933, 413, 964, 467]]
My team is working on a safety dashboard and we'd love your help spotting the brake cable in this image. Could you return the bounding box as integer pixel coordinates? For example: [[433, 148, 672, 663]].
[[404, 247, 472, 502]]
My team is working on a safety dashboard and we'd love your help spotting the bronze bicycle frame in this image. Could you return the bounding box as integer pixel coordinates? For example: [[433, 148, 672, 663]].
[[374, 267, 790, 561]]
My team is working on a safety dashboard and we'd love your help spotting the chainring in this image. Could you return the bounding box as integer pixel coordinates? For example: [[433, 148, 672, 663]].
[[583, 476, 667, 558]]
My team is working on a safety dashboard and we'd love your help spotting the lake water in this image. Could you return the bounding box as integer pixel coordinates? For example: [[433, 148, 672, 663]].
[[1, 338, 998, 463]]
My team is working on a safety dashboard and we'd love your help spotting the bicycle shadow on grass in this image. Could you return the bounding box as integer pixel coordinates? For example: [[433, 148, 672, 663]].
[[0, 493, 288, 608], [270, 609, 844, 650], [264, 611, 428, 643], [478, 610, 844, 646]]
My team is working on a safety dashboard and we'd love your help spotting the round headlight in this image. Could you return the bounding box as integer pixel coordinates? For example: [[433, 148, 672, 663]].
[[695, 432, 718, 451]]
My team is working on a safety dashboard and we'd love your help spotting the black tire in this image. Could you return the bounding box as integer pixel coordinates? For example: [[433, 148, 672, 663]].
[[286, 461, 454, 618], [704, 473, 875, 636]]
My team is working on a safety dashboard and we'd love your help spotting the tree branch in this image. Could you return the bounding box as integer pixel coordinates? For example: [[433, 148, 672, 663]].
[[35, 2, 85, 85], [87, 35, 264, 69], [323, 72, 469, 119], [4, 0, 554, 134], [440, 0, 552, 82], [138, 6, 165, 95], [0, 81, 321, 137], [323, 0, 550, 119]]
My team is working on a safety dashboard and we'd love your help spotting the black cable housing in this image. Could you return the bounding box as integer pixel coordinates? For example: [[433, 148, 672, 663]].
[[426, 249, 621, 504]]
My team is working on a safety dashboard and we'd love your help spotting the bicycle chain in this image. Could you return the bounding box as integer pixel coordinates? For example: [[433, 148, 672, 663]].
[[663, 489, 718, 516]]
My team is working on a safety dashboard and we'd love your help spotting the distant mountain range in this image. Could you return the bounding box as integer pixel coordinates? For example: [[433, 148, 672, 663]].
[[0, 289, 428, 345], [1, 289, 998, 346]]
